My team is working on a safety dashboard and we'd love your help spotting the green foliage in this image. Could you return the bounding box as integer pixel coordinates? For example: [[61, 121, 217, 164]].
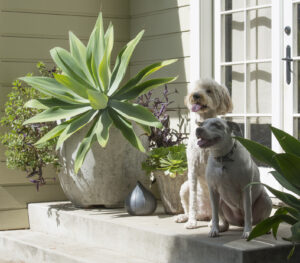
[[0, 62, 61, 190], [236, 126, 300, 259], [142, 144, 187, 178], [20, 13, 177, 173]]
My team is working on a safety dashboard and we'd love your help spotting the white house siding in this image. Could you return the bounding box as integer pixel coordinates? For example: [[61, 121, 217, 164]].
[[0, 0, 130, 230], [129, 0, 191, 133]]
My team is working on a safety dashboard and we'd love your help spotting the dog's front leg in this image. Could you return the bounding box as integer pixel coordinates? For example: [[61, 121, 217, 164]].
[[185, 169, 198, 229], [208, 187, 220, 237], [242, 186, 252, 239]]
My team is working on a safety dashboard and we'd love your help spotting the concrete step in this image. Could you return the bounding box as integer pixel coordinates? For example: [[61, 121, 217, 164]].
[[0, 230, 150, 263], [28, 202, 300, 263]]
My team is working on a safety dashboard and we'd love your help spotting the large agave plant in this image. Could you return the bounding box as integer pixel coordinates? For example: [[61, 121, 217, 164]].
[[21, 13, 177, 173]]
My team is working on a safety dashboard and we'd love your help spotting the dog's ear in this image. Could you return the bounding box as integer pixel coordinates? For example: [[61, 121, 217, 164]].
[[215, 84, 233, 115], [227, 121, 243, 137]]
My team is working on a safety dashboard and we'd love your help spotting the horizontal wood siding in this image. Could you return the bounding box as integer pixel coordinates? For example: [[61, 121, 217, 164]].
[[129, 0, 190, 131], [0, 0, 130, 230]]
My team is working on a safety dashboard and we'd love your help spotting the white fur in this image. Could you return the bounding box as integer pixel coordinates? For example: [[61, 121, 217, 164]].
[[175, 79, 233, 229]]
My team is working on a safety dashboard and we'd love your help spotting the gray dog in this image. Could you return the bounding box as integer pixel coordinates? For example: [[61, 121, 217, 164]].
[[195, 118, 272, 238]]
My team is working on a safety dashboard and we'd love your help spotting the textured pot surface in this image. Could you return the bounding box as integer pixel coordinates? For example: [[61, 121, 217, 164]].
[[154, 171, 187, 214], [59, 126, 148, 208]]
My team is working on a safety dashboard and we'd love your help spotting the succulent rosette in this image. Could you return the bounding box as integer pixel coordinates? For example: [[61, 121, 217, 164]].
[[21, 13, 177, 173]]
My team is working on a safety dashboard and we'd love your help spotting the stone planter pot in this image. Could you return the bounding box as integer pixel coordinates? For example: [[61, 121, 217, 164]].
[[59, 125, 148, 208], [154, 170, 187, 214]]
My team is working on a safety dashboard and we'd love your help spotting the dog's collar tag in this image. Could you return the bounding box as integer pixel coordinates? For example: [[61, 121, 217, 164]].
[[214, 141, 237, 164]]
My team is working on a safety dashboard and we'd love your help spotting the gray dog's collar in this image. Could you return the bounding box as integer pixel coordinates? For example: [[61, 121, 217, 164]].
[[214, 141, 237, 163]]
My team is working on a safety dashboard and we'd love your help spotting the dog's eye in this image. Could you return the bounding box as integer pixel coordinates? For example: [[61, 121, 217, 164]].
[[206, 89, 212, 94], [212, 122, 222, 129]]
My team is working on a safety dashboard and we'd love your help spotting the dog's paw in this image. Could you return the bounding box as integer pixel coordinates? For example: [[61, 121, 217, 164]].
[[209, 225, 219, 237], [219, 221, 229, 233], [185, 219, 197, 229], [241, 231, 250, 239], [175, 214, 188, 223]]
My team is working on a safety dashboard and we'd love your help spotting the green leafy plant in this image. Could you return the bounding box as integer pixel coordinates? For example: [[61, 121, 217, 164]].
[[20, 13, 177, 173], [0, 62, 61, 190], [142, 144, 187, 178], [235, 127, 300, 258]]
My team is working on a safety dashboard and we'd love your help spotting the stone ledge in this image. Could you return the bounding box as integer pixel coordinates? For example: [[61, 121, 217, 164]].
[[27, 202, 300, 263]]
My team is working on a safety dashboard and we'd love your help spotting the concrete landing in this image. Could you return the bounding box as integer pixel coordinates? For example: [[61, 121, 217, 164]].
[[0, 201, 299, 263]]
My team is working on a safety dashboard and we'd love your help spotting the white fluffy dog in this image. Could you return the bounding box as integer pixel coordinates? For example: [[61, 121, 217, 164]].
[[175, 79, 233, 229]]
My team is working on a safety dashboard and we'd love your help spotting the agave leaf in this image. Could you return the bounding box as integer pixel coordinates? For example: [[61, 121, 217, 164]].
[[114, 77, 178, 101], [108, 30, 144, 96], [24, 98, 75, 110], [56, 110, 97, 150], [250, 182, 300, 210], [95, 110, 113, 147], [35, 121, 70, 145], [23, 106, 92, 125], [270, 171, 300, 196], [108, 108, 145, 152], [54, 73, 90, 100], [247, 214, 298, 241], [274, 153, 300, 189], [110, 100, 162, 128], [87, 90, 108, 110], [271, 126, 300, 156], [50, 47, 93, 89], [99, 23, 114, 91], [20, 76, 85, 104], [235, 136, 281, 172], [74, 120, 98, 173], [114, 59, 177, 97]]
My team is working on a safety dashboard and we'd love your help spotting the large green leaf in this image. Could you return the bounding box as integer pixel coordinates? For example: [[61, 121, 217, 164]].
[[274, 153, 300, 189], [98, 23, 113, 92], [247, 214, 297, 241], [50, 47, 93, 89], [291, 221, 300, 242], [54, 73, 90, 100], [113, 59, 177, 98], [35, 121, 70, 145], [95, 110, 113, 147], [114, 77, 177, 101], [86, 14, 105, 91], [270, 171, 300, 196], [74, 120, 98, 173], [56, 110, 97, 150], [252, 182, 300, 210], [108, 30, 144, 96], [23, 106, 91, 124], [20, 76, 84, 104], [272, 207, 289, 239], [108, 108, 145, 152], [235, 136, 281, 172], [24, 98, 76, 110], [87, 90, 108, 110], [271, 126, 300, 156], [110, 100, 162, 128]]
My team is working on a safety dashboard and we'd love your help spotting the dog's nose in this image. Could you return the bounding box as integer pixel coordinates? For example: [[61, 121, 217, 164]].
[[196, 127, 204, 139], [192, 93, 201, 100]]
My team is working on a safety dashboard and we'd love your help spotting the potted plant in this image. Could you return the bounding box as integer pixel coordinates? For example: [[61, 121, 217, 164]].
[[140, 86, 188, 214], [236, 127, 300, 259], [0, 62, 61, 190], [20, 13, 177, 208]]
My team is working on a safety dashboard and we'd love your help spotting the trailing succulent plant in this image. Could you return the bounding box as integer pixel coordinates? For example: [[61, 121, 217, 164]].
[[20, 13, 177, 173], [236, 127, 300, 259], [0, 62, 61, 190]]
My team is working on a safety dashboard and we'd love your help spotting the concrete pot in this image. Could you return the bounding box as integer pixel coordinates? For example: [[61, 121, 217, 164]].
[[59, 126, 148, 208], [154, 170, 187, 214]]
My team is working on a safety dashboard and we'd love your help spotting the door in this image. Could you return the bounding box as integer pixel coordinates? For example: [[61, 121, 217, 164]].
[[283, 0, 300, 140], [214, 0, 285, 193]]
